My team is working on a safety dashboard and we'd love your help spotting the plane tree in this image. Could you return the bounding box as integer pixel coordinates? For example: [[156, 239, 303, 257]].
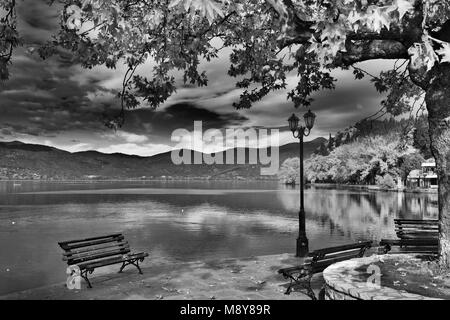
[[2, 0, 450, 264]]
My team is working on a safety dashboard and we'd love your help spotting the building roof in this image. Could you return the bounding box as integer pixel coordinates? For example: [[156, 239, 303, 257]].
[[422, 159, 436, 167], [422, 163, 436, 167]]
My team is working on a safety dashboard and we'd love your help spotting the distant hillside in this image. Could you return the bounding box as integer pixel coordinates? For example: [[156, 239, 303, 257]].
[[0, 138, 325, 180]]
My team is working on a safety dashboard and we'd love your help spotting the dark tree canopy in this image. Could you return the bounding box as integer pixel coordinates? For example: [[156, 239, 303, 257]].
[[1, 0, 449, 127]]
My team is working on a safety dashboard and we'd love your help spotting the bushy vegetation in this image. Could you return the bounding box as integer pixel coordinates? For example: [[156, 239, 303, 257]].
[[278, 158, 300, 185], [375, 174, 397, 189], [279, 134, 425, 188]]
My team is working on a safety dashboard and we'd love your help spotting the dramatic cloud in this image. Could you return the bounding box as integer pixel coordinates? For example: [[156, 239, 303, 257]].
[[0, 0, 399, 156]]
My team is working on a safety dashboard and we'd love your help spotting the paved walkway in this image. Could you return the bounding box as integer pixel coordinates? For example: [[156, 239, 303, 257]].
[[0, 254, 324, 300]]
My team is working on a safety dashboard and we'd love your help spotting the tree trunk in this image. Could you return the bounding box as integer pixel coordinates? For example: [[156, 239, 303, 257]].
[[425, 63, 450, 267]]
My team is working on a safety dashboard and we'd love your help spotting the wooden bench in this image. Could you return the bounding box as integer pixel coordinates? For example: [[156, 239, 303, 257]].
[[278, 241, 372, 300], [58, 233, 149, 288], [379, 219, 439, 254], [394, 219, 439, 240]]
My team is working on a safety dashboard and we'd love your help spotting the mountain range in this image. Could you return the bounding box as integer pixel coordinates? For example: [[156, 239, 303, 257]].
[[0, 138, 326, 180]]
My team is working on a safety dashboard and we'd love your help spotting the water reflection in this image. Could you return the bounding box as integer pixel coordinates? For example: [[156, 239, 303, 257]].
[[0, 181, 438, 295]]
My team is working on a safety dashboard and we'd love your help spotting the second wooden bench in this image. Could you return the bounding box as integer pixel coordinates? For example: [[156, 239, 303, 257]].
[[379, 219, 439, 254], [278, 241, 372, 300]]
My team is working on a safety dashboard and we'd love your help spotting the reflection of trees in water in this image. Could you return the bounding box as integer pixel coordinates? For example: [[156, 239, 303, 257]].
[[310, 191, 393, 239], [396, 192, 438, 220], [276, 188, 439, 241]]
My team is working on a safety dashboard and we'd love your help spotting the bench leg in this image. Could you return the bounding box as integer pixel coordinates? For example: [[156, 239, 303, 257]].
[[318, 285, 326, 300], [284, 278, 295, 295], [134, 260, 143, 274], [283, 273, 303, 295], [283, 273, 316, 300], [303, 275, 317, 301], [306, 285, 317, 301], [81, 270, 93, 289], [118, 258, 144, 275]]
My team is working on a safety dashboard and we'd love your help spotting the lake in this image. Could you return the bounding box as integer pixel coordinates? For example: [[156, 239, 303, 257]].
[[0, 180, 438, 295]]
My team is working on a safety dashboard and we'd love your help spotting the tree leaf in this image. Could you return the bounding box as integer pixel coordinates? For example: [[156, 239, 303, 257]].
[[168, 0, 184, 8], [436, 42, 450, 63], [395, 0, 415, 20], [368, 7, 391, 33], [169, 0, 223, 24], [409, 35, 439, 71]]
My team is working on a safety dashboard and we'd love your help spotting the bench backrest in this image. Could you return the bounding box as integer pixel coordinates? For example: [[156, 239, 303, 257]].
[[306, 241, 372, 273], [58, 233, 130, 265], [394, 219, 439, 240]]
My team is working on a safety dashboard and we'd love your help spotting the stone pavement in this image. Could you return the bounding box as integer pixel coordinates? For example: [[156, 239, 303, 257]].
[[323, 254, 441, 300], [0, 253, 324, 300]]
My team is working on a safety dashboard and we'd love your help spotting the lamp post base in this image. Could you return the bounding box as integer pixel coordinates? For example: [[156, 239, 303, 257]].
[[296, 236, 309, 257]]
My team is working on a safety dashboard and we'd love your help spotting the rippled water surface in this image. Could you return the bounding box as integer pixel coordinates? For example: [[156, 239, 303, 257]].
[[0, 181, 438, 295]]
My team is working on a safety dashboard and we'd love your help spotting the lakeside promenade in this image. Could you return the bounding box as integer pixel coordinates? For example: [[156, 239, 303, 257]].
[[0, 254, 321, 300]]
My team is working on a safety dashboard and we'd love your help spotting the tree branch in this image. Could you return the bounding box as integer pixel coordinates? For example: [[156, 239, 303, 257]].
[[337, 40, 409, 66]]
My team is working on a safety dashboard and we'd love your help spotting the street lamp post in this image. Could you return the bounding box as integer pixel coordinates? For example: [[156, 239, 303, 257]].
[[288, 110, 316, 257]]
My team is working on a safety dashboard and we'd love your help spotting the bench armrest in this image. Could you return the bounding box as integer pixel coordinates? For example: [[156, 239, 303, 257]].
[[278, 265, 309, 278]]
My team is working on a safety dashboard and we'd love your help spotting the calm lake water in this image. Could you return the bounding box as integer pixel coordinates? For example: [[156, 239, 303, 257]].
[[0, 181, 438, 295]]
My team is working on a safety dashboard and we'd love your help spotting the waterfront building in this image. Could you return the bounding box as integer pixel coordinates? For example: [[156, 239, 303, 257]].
[[407, 159, 438, 189]]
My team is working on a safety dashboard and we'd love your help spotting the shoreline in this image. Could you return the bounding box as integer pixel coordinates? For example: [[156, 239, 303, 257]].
[[297, 183, 438, 194], [3, 179, 438, 194]]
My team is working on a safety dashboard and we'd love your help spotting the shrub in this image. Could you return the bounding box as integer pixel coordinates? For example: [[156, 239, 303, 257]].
[[375, 174, 397, 189]]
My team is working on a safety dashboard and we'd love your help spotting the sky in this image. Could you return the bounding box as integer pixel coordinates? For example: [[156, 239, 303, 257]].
[[0, 0, 397, 157]]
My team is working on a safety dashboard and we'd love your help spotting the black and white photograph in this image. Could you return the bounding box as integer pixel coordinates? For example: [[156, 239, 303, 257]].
[[1, 0, 450, 307]]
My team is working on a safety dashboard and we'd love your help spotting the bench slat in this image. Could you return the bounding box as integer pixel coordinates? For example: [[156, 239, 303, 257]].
[[394, 219, 438, 224], [68, 247, 131, 264], [308, 241, 372, 257], [318, 248, 365, 260], [77, 252, 149, 270], [395, 222, 439, 226], [396, 225, 439, 229], [395, 247, 438, 253], [397, 231, 438, 235], [380, 239, 438, 246], [396, 231, 439, 235], [397, 235, 439, 238], [64, 244, 130, 262], [396, 228, 439, 232], [311, 252, 365, 272], [60, 235, 125, 250], [58, 233, 123, 246], [63, 241, 129, 256]]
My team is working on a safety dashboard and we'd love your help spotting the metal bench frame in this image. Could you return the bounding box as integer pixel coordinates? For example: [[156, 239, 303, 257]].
[[278, 241, 372, 300], [59, 233, 149, 288]]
